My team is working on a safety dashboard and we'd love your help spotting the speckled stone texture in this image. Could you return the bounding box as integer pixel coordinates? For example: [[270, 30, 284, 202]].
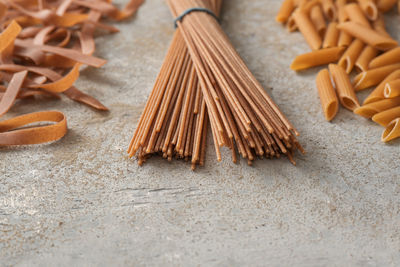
[[1, 1, 400, 266]]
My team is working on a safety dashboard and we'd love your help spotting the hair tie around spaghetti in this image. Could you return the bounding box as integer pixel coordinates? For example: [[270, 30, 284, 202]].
[[174, 7, 220, 28]]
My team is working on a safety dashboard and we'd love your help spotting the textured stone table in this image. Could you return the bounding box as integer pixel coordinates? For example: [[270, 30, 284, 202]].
[[1, 1, 400, 266]]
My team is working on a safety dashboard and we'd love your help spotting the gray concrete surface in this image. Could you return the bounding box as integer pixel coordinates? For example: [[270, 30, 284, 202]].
[[1, 1, 400, 266]]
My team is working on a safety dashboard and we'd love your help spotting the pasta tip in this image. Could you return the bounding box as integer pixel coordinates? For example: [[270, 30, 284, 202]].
[[382, 118, 400, 142]]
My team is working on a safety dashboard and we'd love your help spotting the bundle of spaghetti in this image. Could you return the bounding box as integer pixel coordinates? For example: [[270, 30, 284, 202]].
[[276, 0, 400, 142], [129, 0, 304, 168], [0, 0, 143, 146]]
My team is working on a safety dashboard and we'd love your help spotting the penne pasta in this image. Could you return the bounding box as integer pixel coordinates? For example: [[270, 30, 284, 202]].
[[337, 21, 398, 50], [293, 9, 322, 50], [276, 0, 295, 23], [338, 31, 353, 47], [377, 0, 398, 12], [316, 69, 339, 121], [382, 118, 400, 142], [286, 14, 298, 32], [336, 0, 349, 22], [372, 106, 400, 126], [310, 5, 327, 37], [357, 0, 379, 20], [355, 46, 378, 72], [320, 0, 337, 21], [384, 79, 400, 98], [373, 15, 391, 37], [369, 47, 400, 69], [354, 97, 400, 118], [291, 46, 345, 70], [345, 3, 371, 27], [329, 64, 360, 110], [338, 39, 365, 73], [364, 70, 400, 104], [353, 63, 400, 91], [323, 22, 340, 48]]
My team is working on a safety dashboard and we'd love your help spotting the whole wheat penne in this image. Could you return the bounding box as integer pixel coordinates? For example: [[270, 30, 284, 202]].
[[323, 22, 340, 48], [373, 15, 391, 37], [291, 47, 345, 70], [336, 0, 349, 22], [310, 5, 327, 37], [369, 47, 400, 69], [382, 118, 400, 142], [355, 46, 378, 72], [354, 97, 400, 118], [384, 79, 400, 98], [338, 39, 365, 73], [337, 22, 398, 50], [316, 69, 339, 121], [372, 106, 400, 126], [329, 64, 360, 110], [287, 14, 298, 32], [345, 3, 371, 27], [301, 0, 320, 12], [276, 0, 295, 23], [338, 31, 353, 47], [293, 9, 322, 50], [320, 0, 337, 20], [364, 70, 400, 104], [357, 0, 379, 20], [377, 0, 398, 12], [353, 63, 400, 90]]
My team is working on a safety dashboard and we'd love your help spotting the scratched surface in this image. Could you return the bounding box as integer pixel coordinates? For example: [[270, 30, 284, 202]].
[[1, 1, 400, 266]]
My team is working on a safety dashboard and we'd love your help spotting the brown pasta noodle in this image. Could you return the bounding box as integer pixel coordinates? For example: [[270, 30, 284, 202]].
[[369, 47, 400, 69], [316, 69, 339, 121], [337, 21, 398, 51], [364, 70, 400, 104], [377, 0, 398, 12], [355, 46, 378, 73], [354, 63, 400, 91], [310, 5, 327, 37], [354, 97, 400, 118], [323, 22, 340, 48], [372, 106, 400, 126], [276, 0, 295, 23], [293, 9, 322, 50], [329, 64, 360, 111], [384, 79, 400, 98], [345, 3, 371, 27], [320, 0, 337, 21], [382, 118, 400, 142], [291, 47, 345, 71], [357, 0, 378, 20], [338, 39, 365, 74]]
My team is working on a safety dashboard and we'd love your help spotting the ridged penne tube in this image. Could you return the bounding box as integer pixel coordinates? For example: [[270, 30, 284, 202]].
[[355, 46, 378, 72], [353, 63, 400, 91], [357, 0, 379, 20], [369, 47, 400, 69], [337, 22, 398, 50], [338, 39, 365, 73], [338, 31, 353, 47], [276, 0, 295, 23], [382, 118, 400, 142], [329, 64, 360, 111], [323, 22, 340, 48], [354, 97, 400, 118], [291, 47, 345, 70], [286, 14, 298, 32], [345, 3, 371, 27], [377, 0, 398, 12], [310, 5, 327, 37], [373, 15, 391, 37], [364, 70, 400, 104], [293, 9, 322, 50], [316, 69, 339, 121], [336, 0, 349, 22], [384, 79, 400, 98], [320, 0, 337, 21], [372, 106, 400, 126]]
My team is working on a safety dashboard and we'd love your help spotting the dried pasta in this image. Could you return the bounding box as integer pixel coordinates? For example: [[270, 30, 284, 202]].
[[320, 0, 337, 21], [329, 64, 360, 111], [353, 63, 400, 91], [323, 22, 340, 48], [310, 5, 327, 37], [382, 118, 400, 142], [384, 79, 400, 98], [355, 46, 378, 73], [293, 9, 322, 50], [372, 106, 400, 126], [316, 69, 339, 121], [369, 47, 400, 69], [291, 47, 345, 71], [364, 70, 400, 104], [345, 3, 371, 27], [337, 21, 398, 51], [377, 0, 398, 12], [338, 39, 365, 73], [276, 0, 295, 23], [357, 0, 379, 20], [354, 97, 400, 118]]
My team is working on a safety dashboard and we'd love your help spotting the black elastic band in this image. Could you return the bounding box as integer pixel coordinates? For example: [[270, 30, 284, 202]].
[[174, 7, 219, 28]]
